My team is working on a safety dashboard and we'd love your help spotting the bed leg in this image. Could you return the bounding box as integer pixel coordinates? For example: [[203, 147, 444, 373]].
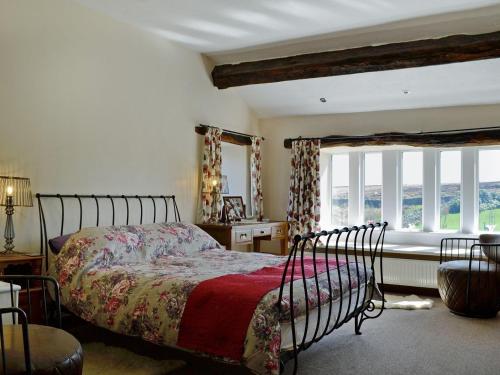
[[354, 314, 363, 335]]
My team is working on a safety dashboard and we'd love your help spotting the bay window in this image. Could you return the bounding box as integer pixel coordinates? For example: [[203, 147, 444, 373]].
[[321, 146, 500, 234]]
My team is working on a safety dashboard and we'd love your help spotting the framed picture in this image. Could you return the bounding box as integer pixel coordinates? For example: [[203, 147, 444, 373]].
[[223, 196, 246, 220], [221, 175, 229, 194]]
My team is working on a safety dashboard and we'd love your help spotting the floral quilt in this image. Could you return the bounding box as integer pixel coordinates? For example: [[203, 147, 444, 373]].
[[50, 222, 371, 375]]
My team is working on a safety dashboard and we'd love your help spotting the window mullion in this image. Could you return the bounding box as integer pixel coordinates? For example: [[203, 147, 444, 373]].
[[462, 148, 477, 233], [423, 149, 438, 232], [382, 150, 399, 230], [349, 152, 361, 225]]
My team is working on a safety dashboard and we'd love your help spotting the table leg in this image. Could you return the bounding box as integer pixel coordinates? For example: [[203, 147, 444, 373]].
[[280, 239, 288, 255], [253, 238, 261, 252]]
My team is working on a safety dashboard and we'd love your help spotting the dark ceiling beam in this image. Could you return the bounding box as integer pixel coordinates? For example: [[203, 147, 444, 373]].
[[283, 127, 500, 149], [212, 31, 500, 89], [195, 124, 260, 146]]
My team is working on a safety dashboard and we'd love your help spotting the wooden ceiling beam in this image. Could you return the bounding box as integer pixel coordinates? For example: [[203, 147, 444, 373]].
[[195, 125, 254, 146], [283, 127, 500, 149], [212, 31, 500, 89]]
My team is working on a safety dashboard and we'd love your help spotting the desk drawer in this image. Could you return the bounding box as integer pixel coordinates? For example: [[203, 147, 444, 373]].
[[235, 229, 252, 244], [253, 227, 271, 237], [272, 225, 286, 239]]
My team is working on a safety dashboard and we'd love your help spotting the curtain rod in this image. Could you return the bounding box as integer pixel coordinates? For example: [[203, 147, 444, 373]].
[[285, 126, 500, 143], [198, 124, 264, 141], [283, 126, 500, 149]]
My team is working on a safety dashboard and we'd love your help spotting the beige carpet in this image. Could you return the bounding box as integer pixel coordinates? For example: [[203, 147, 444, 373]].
[[76, 299, 500, 375], [83, 342, 185, 375], [282, 298, 500, 375]]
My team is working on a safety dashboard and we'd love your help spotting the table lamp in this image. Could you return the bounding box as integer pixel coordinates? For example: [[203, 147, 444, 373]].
[[0, 176, 33, 253], [209, 177, 221, 223]]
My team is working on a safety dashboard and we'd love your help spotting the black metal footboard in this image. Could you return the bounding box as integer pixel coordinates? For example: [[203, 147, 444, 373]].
[[278, 222, 387, 374]]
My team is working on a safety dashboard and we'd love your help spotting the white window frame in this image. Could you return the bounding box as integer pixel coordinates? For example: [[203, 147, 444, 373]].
[[362, 151, 383, 224], [330, 152, 350, 227], [321, 145, 500, 243], [475, 147, 500, 232], [400, 150, 424, 231], [437, 149, 463, 232]]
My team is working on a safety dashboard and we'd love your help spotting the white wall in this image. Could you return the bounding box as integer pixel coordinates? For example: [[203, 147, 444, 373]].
[[259, 104, 500, 230], [0, 0, 257, 252]]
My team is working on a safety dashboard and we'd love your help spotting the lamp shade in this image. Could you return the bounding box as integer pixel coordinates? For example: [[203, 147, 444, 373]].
[[0, 176, 33, 207]]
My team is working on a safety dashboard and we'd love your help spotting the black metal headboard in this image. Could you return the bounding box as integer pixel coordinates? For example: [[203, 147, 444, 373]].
[[36, 194, 181, 271]]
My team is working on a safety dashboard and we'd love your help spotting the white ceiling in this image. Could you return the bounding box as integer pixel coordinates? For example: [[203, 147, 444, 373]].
[[233, 59, 500, 118], [75, 0, 500, 53], [73, 0, 500, 117]]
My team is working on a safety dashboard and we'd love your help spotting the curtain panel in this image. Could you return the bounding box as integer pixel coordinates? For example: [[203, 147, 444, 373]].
[[287, 139, 321, 242], [201, 127, 222, 223], [250, 136, 264, 220]]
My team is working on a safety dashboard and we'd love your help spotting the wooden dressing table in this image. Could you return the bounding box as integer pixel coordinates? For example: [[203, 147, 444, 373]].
[[196, 221, 288, 255]]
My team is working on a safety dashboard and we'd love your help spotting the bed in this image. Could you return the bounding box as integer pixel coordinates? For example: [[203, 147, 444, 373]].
[[37, 193, 387, 375]]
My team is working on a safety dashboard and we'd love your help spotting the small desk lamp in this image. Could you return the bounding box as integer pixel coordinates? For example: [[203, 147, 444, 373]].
[[0, 176, 33, 253]]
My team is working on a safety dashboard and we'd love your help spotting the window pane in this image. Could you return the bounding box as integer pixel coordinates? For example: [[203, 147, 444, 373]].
[[479, 149, 500, 231], [331, 154, 349, 226], [402, 151, 423, 230], [364, 152, 382, 223], [440, 151, 461, 230]]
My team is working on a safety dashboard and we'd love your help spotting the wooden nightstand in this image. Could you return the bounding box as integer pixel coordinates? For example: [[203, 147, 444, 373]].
[[0, 253, 44, 322]]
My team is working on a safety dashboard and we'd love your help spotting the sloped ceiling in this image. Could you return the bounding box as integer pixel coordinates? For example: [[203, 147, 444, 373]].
[[73, 0, 500, 116]]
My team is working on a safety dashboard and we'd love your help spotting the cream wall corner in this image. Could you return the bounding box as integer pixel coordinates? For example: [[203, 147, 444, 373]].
[[0, 0, 258, 251]]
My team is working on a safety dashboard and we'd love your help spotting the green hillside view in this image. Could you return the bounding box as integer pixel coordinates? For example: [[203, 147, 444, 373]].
[[332, 181, 500, 230]]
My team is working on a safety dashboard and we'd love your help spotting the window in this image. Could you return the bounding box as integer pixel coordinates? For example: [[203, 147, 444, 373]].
[[440, 151, 461, 230], [320, 146, 500, 234], [401, 151, 423, 230], [478, 149, 500, 231], [364, 152, 382, 223], [331, 154, 349, 226]]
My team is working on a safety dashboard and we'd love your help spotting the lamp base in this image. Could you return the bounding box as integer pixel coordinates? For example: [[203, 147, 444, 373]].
[[4, 200, 15, 253]]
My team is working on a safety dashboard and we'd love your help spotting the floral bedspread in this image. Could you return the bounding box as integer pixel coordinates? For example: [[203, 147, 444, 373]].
[[50, 223, 370, 375]]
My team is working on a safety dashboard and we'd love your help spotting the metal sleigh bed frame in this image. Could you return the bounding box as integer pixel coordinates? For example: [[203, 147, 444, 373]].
[[278, 223, 387, 374], [36, 193, 387, 375]]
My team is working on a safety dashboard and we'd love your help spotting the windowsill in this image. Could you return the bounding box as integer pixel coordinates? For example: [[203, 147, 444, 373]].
[[316, 240, 442, 260], [317, 227, 484, 260], [389, 229, 466, 235], [387, 229, 477, 237], [395, 228, 463, 234], [380, 242, 440, 257], [385, 229, 477, 247]]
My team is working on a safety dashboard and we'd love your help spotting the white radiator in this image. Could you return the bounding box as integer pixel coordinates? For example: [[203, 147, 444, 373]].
[[375, 258, 439, 289]]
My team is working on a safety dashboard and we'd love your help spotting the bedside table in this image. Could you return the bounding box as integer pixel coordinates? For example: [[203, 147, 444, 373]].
[[0, 253, 44, 322]]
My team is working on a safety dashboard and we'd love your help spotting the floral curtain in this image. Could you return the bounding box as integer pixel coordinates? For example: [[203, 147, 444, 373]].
[[287, 139, 321, 242], [201, 127, 222, 223], [250, 136, 264, 220]]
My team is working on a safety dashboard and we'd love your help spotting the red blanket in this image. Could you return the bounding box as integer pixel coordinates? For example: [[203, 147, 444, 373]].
[[177, 257, 343, 361]]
